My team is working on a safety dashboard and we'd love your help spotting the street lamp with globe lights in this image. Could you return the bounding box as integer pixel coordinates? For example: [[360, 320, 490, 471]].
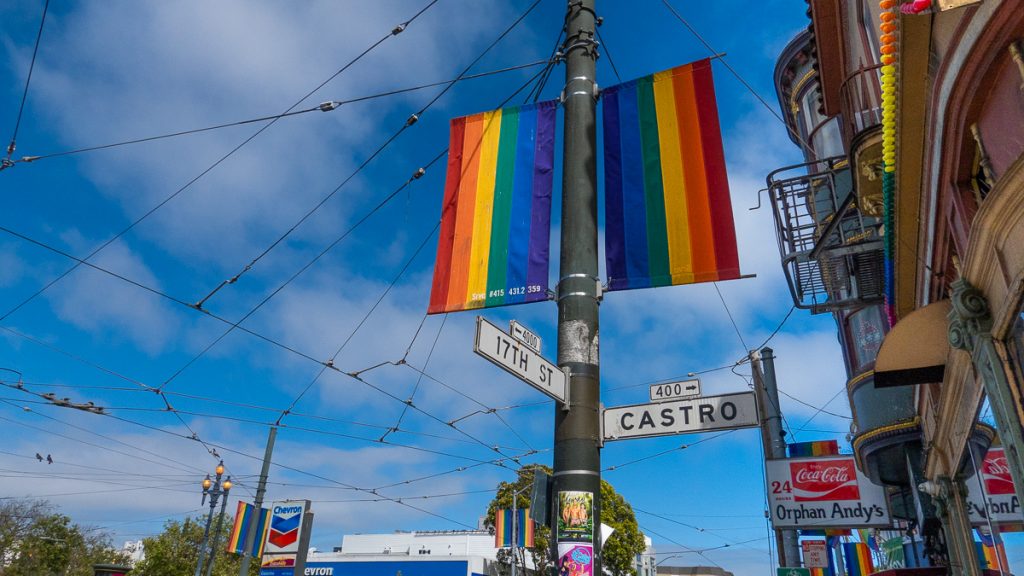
[[194, 461, 232, 576]]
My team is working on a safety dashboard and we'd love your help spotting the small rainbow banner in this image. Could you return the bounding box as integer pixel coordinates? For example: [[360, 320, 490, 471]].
[[842, 542, 874, 576], [495, 508, 534, 548], [428, 100, 557, 314], [979, 530, 1009, 572], [602, 58, 740, 291], [789, 440, 839, 458], [226, 501, 270, 558]]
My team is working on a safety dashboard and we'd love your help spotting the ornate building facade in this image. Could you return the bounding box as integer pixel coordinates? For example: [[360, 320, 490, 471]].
[[768, 1, 1024, 574]]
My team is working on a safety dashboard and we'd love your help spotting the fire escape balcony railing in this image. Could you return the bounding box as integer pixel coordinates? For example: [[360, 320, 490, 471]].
[[766, 157, 885, 314], [839, 63, 883, 150]]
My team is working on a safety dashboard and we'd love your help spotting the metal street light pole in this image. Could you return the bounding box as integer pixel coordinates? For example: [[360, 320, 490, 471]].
[[206, 475, 233, 576], [195, 461, 232, 576], [509, 483, 531, 576]]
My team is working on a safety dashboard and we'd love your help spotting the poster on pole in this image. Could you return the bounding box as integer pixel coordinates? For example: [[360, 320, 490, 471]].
[[557, 491, 594, 543], [766, 456, 891, 528], [558, 544, 594, 576]]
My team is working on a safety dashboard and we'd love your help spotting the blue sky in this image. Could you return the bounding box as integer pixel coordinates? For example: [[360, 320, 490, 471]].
[[0, 2, 891, 575]]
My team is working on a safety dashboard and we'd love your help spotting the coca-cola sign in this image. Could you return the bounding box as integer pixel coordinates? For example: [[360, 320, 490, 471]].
[[766, 456, 891, 528], [790, 459, 860, 502], [966, 447, 1022, 525], [983, 449, 1014, 496]]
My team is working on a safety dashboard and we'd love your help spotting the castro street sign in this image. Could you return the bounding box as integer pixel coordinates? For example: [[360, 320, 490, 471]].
[[602, 392, 758, 441]]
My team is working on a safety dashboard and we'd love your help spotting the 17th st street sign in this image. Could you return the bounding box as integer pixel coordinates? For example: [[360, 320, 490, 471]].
[[474, 317, 567, 405], [603, 392, 758, 441]]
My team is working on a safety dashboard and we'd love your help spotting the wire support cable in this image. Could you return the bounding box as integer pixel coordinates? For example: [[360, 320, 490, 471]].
[[0, 380, 534, 466], [659, 0, 818, 157], [2, 0, 50, 171], [193, 0, 547, 309], [2, 60, 548, 168], [0, 0, 440, 323]]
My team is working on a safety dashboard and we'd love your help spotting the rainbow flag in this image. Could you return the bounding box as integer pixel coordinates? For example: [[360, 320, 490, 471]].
[[602, 58, 740, 291], [226, 501, 270, 558], [494, 508, 534, 548], [979, 530, 1009, 572], [789, 440, 839, 458], [843, 542, 874, 576], [428, 100, 557, 314]]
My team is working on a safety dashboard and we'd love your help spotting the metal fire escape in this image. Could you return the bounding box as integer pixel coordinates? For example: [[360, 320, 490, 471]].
[[766, 157, 885, 314]]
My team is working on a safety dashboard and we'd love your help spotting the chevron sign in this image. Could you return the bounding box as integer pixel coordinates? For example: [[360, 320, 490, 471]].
[[264, 501, 307, 555]]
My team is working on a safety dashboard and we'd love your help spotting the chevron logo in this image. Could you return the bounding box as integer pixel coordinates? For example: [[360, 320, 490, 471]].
[[269, 527, 298, 549], [271, 513, 301, 534], [266, 502, 305, 552]]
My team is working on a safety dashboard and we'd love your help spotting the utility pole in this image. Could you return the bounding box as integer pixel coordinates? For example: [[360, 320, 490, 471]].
[[553, 0, 601, 575], [753, 347, 801, 567], [239, 426, 277, 576]]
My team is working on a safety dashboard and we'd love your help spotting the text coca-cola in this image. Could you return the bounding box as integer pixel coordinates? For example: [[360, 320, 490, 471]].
[[790, 459, 860, 502]]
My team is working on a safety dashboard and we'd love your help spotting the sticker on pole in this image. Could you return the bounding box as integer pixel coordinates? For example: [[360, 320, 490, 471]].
[[765, 456, 891, 528], [602, 392, 758, 441]]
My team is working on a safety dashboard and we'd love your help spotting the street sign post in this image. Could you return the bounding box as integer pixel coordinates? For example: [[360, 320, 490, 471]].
[[474, 317, 567, 406], [602, 392, 758, 442], [510, 320, 542, 354], [649, 379, 701, 402]]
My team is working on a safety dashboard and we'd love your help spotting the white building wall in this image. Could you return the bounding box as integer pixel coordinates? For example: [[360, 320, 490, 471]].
[[339, 531, 499, 560]]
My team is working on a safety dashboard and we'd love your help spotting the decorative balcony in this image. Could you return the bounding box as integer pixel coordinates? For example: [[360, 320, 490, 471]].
[[839, 63, 883, 152], [766, 158, 885, 314]]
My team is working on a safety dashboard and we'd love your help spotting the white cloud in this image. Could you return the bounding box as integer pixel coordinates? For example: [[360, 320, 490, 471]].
[[46, 232, 180, 355]]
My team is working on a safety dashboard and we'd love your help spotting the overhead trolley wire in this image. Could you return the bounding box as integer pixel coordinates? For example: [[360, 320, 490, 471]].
[[659, 0, 818, 157], [1, 379, 533, 466], [275, 222, 441, 422], [2, 0, 50, 170], [0, 407, 203, 476], [0, 5, 556, 509], [639, 524, 724, 569], [0, 0, 440, 324], [193, 0, 547, 310], [2, 60, 548, 168]]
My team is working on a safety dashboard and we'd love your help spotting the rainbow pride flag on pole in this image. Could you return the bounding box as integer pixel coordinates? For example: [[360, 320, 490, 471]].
[[226, 501, 270, 558], [495, 508, 534, 548], [428, 101, 557, 314], [843, 542, 874, 576], [789, 440, 840, 458], [602, 58, 740, 291]]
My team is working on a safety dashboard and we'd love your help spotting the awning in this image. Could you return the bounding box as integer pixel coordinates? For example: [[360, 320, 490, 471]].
[[874, 299, 951, 388]]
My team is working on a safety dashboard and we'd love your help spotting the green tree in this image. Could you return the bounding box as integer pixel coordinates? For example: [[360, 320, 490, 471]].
[[486, 465, 646, 576], [133, 514, 258, 576], [0, 499, 128, 576]]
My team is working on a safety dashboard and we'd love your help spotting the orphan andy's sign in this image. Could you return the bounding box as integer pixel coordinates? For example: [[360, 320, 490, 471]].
[[766, 456, 891, 528]]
